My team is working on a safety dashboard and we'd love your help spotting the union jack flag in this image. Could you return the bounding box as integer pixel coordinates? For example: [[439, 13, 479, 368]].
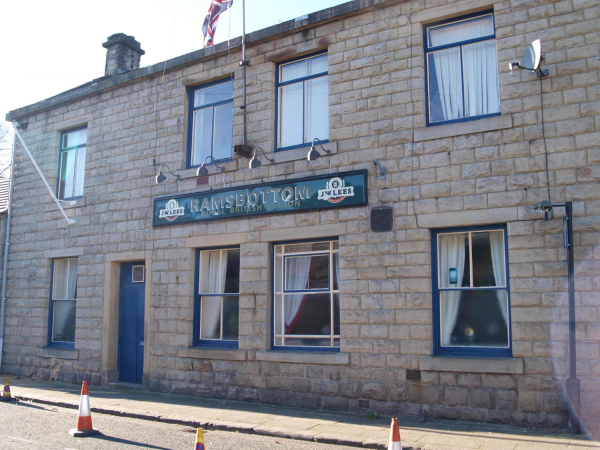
[[202, 0, 234, 47]]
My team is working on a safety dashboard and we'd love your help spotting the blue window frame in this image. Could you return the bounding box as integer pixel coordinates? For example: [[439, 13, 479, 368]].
[[57, 127, 87, 200], [431, 225, 511, 357], [193, 247, 240, 348], [272, 239, 340, 351], [48, 258, 78, 348], [425, 12, 500, 126], [187, 79, 234, 168], [276, 52, 329, 151]]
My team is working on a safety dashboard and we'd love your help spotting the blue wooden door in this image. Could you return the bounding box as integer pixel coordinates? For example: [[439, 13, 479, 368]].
[[118, 262, 145, 383]]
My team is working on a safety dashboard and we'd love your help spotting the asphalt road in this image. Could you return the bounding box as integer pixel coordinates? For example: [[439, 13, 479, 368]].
[[0, 400, 348, 450]]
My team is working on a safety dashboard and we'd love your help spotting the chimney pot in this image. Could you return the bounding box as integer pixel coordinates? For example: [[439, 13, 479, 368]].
[[102, 33, 145, 76]]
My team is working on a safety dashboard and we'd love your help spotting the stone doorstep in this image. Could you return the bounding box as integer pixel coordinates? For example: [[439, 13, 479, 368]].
[[13, 392, 406, 449]]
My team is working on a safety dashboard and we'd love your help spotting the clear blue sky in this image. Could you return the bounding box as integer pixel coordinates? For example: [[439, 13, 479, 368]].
[[1, 0, 350, 119]]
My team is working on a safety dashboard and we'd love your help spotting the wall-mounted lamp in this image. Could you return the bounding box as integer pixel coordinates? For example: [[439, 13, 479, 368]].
[[155, 164, 180, 184], [374, 159, 387, 180], [307, 138, 331, 162], [249, 148, 274, 169], [196, 156, 225, 177]]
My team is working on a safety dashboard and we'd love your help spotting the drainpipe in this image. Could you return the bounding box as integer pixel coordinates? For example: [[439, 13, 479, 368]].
[[241, 0, 249, 146], [0, 127, 17, 372]]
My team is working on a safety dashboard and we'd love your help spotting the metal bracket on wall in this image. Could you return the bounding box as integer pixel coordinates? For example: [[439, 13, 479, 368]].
[[374, 159, 387, 180]]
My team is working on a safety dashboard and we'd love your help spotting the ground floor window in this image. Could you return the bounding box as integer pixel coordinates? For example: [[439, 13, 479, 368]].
[[432, 225, 511, 357], [49, 258, 78, 347], [273, 239, 339, 349], [195, 247, 240, 347]]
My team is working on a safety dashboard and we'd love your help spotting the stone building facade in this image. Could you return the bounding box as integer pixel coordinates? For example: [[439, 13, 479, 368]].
[[4, 0, 600, 432]]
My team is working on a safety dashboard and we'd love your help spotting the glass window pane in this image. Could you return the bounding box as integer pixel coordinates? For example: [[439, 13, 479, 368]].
[[332, 253, 339, 291], [281, 59, 308, 82], [285, 254, 329, 291], [200, 296, 221, 339], [199, 250, 222, 294], [438, 232, 468, 288], [52, 300, 76, 342], [274, 294, 283, 335], [275, 256, 283, 293], [53, 259, 68, 300], [194, 81, 233, 107], [74, 147, 86, 197], [222, 296, 239, 340], [67, 259, 78, 299], [223, 249, 240, 294], [308, 54, 328, 75], [284, 242, 329, 253], [472, 231, 505, 287], [62, 128, 87, 149], [284, 293, 331, 335], [463, 40, 500, 118], [333, 293, 340, 335], [284, 337, 330, 347], [428, 14, 494, 48], [305, 76, 329, 143], [192, 108, 214, 166], [428, 48, 463, 123], [59, 149, 77, 199], [212, 102, 233, 161], [440, 290, 509, 348], [279, 83, 304, 148]]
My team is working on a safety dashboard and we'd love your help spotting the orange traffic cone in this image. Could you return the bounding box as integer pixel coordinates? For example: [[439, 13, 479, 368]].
[[388, 417, 402, 450], [69, 381, 100, 437], [195, 428, 205, 450], [0, 377, 14, 402]]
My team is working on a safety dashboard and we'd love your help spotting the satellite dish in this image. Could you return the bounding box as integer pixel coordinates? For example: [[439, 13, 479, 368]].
[[508, 39, 543, 74], [521, 39, 542, 72]]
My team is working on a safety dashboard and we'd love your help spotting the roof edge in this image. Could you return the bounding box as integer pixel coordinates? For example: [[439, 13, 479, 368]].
[[6, 0, 393, 122]]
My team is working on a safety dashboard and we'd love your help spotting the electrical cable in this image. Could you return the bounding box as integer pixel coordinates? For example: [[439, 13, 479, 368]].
[[539, 75, 551, 203]]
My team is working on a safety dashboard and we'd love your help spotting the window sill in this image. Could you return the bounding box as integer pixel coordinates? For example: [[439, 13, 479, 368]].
[[420, 356, 523, 374], [178, 347, 247, 361], [38, 347, 79, 360], [414, 115, 512, 142], [256, 350, 349, 365], [48, 197, 86, 211]]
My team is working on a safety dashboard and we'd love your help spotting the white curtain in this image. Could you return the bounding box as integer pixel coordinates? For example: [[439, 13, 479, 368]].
[[67, 259, 78, 299], [201, 251, 227, 339], [284, 256, 311, 333], [489, 231, 508, 326], [305, 77, 329, 142], [463, 40, 500, 117], [63, 150, 76, 198], [279, 83, 303, 148], [74, 147, 86, 197], [439, 234, 466, 346], [430, 48, 463, 122]]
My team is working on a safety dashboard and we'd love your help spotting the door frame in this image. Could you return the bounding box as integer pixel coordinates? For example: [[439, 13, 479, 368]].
[[101, 251, 152, 386]]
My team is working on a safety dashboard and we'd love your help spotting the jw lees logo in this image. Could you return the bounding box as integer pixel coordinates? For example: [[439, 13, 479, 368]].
[[317, 177, 355, 203], [159, 199, 185, 221]]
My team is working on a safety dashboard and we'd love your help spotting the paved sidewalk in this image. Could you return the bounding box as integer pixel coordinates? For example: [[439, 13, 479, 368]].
[[2, 377, 599, 449]]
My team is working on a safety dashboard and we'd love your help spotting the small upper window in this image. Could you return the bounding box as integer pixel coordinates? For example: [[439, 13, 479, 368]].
[[188, 80, 233, 167], [58, 127, 87, 199], [277, 53, 329, 150], [49, 258, 78, 346], [425, 13, 500, 125]]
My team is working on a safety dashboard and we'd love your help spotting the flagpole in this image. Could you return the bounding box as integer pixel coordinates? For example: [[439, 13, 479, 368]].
[[241, 0, 249, 146]]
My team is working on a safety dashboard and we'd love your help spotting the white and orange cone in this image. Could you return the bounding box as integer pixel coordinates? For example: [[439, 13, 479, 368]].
[[194, 428, 206, 449], [0, 376, 14, 402], [388, 417, 402, 450], [69, 381, 100, 437]]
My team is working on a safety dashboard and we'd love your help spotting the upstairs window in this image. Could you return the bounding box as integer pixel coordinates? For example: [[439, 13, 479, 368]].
[[58, 127, 86, 199], [425, 13, 500, 125], [188, 80, 233, 167], [49, 258, 78, 347], [277, 53, 329, 150], [273, 240, 339, 350], [432, 225, 511, 357]]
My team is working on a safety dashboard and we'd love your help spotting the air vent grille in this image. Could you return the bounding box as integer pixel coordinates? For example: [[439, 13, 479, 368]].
[[406, 369, 421, 381], [357, 399, 371, 409], [370, 206, 393, 232], [132, 265, 145, 283]]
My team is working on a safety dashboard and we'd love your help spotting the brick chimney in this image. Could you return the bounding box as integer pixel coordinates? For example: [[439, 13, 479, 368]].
[[102, 33, 145, 76]]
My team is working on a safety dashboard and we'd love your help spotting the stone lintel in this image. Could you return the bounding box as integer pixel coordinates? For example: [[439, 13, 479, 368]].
[[418, 207, 518, 229], [260, 223, 346, 243], [178, 347, 247, 361], [412, 0, 496, 24], [186, 232, 248, 248], [44, 247, 85, 259], [420, 356, 524, 374], [105, 251, 151, 262], [255, 351, 350, 365]]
